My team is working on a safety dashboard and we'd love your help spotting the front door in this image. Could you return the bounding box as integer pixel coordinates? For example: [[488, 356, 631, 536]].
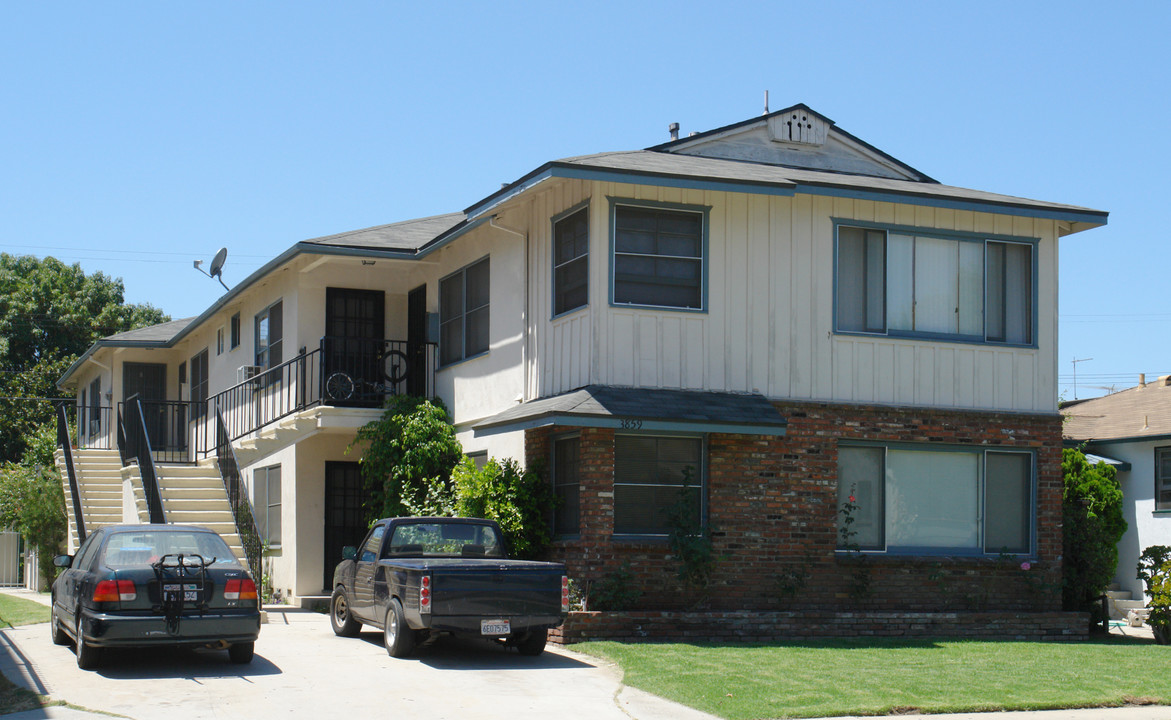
[[324, 288, 385, 406], [407, 284, 427, 397], [123, 362, 167, 450], [323, 461, 367, 592]]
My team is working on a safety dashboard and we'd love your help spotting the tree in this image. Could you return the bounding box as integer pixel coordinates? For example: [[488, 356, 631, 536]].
[[0, 420, 67, 583], [0, 254, 168, 463], [1061, 448, 1127, 624]]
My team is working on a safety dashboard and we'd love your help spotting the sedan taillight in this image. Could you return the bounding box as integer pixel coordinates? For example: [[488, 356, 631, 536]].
[[93, 579, 136, 603], [224, 578, 258, 601]]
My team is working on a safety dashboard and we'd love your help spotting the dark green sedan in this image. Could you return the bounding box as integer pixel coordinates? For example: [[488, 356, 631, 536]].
[[51, 525, 261, 670]]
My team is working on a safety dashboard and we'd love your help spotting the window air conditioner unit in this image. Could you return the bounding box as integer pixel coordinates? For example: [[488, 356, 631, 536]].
[[237, 365, 262, 384]]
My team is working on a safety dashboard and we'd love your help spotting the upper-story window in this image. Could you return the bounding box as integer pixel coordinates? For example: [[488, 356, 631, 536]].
[[440, 257, 490, 366], [255, 301, 283, 371], [230, 312, 241, 350], [553, 206, 589, 316], [835, 223, 1035, 345], [190, 348, 209, 418], [611, 200, 708, 311]]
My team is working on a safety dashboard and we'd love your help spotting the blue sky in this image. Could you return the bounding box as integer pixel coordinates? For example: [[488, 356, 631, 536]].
[[1, 2, 1164, 400]]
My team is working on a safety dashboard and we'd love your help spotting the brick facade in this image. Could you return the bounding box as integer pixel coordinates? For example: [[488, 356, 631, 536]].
[[529, 400, 1064, 615]]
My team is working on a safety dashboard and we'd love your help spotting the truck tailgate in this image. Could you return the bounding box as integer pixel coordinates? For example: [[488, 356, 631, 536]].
[[431, 564, 563, 617]]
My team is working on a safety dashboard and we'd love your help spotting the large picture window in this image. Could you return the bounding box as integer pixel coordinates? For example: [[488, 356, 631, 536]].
[[439, 257, 490, 366], [614, 434, 703, 535], [611, 202, 706, 310], [835, 224, 1034, 345], [1157, 447, 1171, 512], [553, 207, 588, 316], [836, 445, 1033, 555]]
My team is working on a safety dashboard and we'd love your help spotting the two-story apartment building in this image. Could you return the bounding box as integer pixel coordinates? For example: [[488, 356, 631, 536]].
[[57, 104, 1106, 617]]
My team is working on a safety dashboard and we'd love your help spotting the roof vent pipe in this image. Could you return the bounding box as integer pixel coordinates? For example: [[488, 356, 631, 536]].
[[763, 89, 769, 115], [1140, 373, 1147, 388], [668, 122, 679, 141]]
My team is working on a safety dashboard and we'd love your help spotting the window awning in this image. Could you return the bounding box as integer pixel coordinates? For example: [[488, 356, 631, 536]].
[[472, 385, 787, 437]]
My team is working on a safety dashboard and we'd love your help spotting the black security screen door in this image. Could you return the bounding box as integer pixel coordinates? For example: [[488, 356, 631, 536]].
[[123, 363, 167, 446], [324, 288, 385, 406], [324, 461, 366, 591]]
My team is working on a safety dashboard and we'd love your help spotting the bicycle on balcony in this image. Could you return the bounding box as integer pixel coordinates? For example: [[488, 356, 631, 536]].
[[324, 347, 409, 403]]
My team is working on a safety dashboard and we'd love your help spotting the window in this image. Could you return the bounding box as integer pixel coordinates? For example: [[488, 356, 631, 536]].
[[1156, 447, 1171, 512], [359, 524, 386, 563], [553, 207, 588, 315], [190, 348, 209, 418], [614, 435, 703, 535], [217, 327, 225, 355], [255, 301, 283, 370], [835, 224, 1035, 344], [836, 445, 1033, 555], [552, 435, 581, 536], [466, 451, 488, 470], [612, 202, 706, 310], [87, 376, 101, 438], [230, 312, 241, 350], [254, 465, 282, 546], [439, 258, 489, 366]]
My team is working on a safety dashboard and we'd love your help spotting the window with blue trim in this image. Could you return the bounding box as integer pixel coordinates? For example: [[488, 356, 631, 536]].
[[553, 208, 588, 315], [1156, 447, 1171, 512], [612, 204, 704, 310], [836, 225, 1033, 344], [614, 434, 703, 535], [440, 257, 490, 366], [837, 445, 1033, 556]]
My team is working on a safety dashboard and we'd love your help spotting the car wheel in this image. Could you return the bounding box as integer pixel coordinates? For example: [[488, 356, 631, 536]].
[[74, 616, 101, 670], [383, 599, 415, 658], [330, 587, 361, 637], [228, 641, 254, 664], [516, 627, 547, 657], [50, 606, 69, 646]]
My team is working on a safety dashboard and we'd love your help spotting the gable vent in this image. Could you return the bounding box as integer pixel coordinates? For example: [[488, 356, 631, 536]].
[[768, 111, 829, 147]]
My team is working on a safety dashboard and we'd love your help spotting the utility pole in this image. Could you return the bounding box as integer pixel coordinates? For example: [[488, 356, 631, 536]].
[[1071, 357, 1093, 400]]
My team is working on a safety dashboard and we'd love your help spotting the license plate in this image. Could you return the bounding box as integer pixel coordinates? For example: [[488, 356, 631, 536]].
[[481, 618, 510, 636], [163, 583, 201, 602]]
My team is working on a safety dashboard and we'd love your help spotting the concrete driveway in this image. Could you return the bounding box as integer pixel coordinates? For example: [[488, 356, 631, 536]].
[[0, 599, 715, 720]]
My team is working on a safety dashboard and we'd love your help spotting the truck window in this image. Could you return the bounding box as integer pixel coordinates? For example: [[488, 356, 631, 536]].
[[359, 525, 386, 562], [387, 522, 504, 557]]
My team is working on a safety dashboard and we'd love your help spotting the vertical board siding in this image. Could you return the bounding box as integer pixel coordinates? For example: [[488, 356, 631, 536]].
[[526, 180, 1057, 413]]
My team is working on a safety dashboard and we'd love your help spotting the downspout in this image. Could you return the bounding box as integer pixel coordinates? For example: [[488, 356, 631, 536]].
[[489, 216, 529, 403]]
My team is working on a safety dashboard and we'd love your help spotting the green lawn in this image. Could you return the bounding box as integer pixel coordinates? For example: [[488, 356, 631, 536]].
[[577, 637, 1171, 719], [0, 594, 49, 629], [0, 593, 54, 715]]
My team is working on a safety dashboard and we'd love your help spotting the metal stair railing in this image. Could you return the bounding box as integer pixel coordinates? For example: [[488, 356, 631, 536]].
[[215, 408, 263, 580], [120, 395, 167, 524], [55, 403, 86, 543]]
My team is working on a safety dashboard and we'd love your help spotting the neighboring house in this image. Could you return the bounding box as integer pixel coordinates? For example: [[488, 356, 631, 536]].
[[56, 104, 1107, 618], [1064, 377, 1171, 602]]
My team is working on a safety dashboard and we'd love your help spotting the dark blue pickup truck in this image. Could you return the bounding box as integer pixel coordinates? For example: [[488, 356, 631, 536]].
[[329, 517, 567, 657]]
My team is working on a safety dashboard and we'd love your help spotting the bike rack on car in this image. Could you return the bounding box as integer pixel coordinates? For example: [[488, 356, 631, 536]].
[[151, 554, 213, 635]]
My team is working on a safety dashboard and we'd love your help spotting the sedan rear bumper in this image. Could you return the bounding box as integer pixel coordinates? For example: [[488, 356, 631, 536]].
[[80, 609, 260, 648]]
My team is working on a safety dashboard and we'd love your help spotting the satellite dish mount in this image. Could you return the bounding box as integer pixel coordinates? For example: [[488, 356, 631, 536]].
[[194, 248, 230, 291]]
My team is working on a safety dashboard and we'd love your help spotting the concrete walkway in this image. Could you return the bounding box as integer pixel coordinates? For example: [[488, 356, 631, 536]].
[[1, 588, 1167, 720]]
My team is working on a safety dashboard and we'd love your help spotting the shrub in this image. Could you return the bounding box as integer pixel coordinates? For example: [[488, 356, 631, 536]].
[[1061, 448, 1127, 624], [453, 457, 553, 560], [1137, 545, 1171, 644], [582, 563, 642, 611], [666, 467, 718, 601], [350, 396, 462, 521], [0, 460, 66, 584]]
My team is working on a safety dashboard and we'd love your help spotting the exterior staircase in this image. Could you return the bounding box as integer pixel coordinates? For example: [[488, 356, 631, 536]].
[[57, 447, 246, 565], [1106, 582, 1147, 624], [122, 460, 247, 564], [55, 448, 125, 544], [232, 409, 321, 468]]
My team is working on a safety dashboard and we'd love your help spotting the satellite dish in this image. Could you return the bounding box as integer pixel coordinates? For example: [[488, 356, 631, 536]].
[[209, 247, 228, 279], [194, 247, 230, 291]]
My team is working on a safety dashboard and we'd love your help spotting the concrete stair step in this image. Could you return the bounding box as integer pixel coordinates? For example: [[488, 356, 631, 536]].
[[1106, 589, 1133, 600]]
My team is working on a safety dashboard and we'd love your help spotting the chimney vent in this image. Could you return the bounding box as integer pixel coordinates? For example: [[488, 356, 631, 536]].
[[668, 122, 679, 141], [1140, 373, 1147, 388]]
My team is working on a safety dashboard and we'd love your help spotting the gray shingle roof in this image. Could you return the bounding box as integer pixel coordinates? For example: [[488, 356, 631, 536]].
[[474, 385, 787, 436], [300, 212, 466, 252], [102, 317, 196, 344], [1063, 379, 1171, 441]]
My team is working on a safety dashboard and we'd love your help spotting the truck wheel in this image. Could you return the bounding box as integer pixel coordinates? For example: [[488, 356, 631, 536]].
[[228, 641, 254, 664], [330, 587, 361, 637], [384, 599, 415, 658], [516, 627, 547, 656], [75, 616, 101, 670]]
